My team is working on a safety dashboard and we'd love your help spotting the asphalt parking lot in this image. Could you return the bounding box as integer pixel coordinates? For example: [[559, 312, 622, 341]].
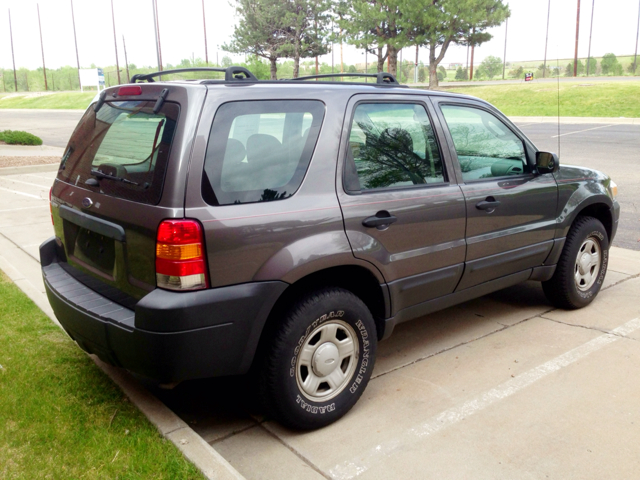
[[0, 112, 639, 478]]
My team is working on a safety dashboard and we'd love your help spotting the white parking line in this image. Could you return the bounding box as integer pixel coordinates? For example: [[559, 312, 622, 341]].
[[0, 186, 43, 200], [0, 177, 50, 189], [329, 317, 640, 480], [24, 173, 56, 181], [551, 124, 613, 138]]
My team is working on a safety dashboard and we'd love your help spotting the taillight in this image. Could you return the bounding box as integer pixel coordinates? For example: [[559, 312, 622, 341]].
[[156, 219, 208, 291], [49, 187, 54, 225]]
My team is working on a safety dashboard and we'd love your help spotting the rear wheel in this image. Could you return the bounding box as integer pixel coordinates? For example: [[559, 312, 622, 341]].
[[542, 216, 609, 309], [260, 288, 377, 430]]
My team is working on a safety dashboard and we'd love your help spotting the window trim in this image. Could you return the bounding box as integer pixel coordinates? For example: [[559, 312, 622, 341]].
[[342, 99, 450, 195], [437, 102, 534, 185]]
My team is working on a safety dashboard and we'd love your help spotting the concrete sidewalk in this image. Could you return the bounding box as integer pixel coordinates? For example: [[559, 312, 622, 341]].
[[0, 164, 244, 480]]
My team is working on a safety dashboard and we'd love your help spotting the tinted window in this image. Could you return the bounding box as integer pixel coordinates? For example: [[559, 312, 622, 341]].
[[440, 105, 528, 182], [202, 100, 324, 205], [57, 101, 179, 205], [345, 103, 444, 192]]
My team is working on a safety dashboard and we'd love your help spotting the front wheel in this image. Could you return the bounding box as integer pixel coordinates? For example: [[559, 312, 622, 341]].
[[260, 288, 377, 430], [542, 216, 609, 309]]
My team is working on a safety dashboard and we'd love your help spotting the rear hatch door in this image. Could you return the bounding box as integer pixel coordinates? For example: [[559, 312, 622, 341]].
[[50, 83, 207, 304]]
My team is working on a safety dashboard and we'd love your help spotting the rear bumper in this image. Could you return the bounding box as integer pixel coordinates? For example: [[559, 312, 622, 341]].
[[40, 237, 287, 383]]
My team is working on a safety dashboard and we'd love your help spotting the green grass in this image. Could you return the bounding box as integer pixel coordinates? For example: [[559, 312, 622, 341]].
[[0, 271, 204, 479], [0, 92, 95, 109], [0, 130, 43, 146], [439, 81, 640, 117]]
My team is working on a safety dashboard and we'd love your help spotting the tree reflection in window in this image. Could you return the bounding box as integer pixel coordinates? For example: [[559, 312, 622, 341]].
[[349, 104, 444, 190]]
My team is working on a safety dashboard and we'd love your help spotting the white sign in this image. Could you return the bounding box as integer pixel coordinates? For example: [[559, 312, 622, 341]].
[[79, 68, 105, 92]]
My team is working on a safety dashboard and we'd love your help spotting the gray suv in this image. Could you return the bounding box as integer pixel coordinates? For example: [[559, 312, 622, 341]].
[[41, 67, 620, 429]]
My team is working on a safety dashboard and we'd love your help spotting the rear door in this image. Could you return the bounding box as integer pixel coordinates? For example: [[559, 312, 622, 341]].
[[51, 84, 206, 303], [337, 94, 466, 316], [431, 97, 558, 290]]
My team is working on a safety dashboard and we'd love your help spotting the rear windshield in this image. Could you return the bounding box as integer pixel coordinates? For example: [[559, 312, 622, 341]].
[[202, 100, 325, 205], [58, 100, 179, 205]]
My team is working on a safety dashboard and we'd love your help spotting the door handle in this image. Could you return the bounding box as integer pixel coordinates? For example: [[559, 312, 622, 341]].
[[362, 211, 398, 228], [476, 197, 501, 211]]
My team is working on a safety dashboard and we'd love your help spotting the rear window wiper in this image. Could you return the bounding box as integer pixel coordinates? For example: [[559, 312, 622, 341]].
[[90, 169, 139, 186]]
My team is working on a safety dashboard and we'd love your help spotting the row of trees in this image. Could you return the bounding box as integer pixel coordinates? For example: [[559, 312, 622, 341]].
[[225, 0, 510, 87]]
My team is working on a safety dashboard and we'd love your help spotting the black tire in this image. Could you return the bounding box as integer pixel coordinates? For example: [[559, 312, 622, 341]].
[[259, 287, 377, 430], [542, 216, 609, 309]]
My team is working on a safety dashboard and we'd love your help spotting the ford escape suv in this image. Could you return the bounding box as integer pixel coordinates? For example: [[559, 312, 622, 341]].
[[41, 66, 620, 429]]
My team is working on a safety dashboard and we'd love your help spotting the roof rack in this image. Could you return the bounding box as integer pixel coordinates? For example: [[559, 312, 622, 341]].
[[290, 72, 399, 85], [130, 66, 257, 83]]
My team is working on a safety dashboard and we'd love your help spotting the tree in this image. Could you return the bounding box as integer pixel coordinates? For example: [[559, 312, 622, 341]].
[[586, 57, 597, 75], [629, 61, 638, 74], [418, 67, 426, 82], [402, 0, 510, 88], [565, 59, 584, 76], [337, 0, 405, 75], [221, 55, 233, 67], [281, 0, 332, 78], [223, 0, 289, 79], [479, 55, 502, 79], [455, 66, 468, 80], [601, 53, 620, 75]]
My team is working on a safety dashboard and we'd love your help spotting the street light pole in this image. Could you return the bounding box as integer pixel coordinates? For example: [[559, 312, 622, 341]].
[[574, 0, 581, 77], [543, 0, 551, 78], [70, 0, 81, 89], [634, 0, 640, 74], [111, 0, 121, 84], [202, 0, 208, 65], [8, 9, 18, 92], [586, 0, 595, 76], [37, 4, 48, 91]]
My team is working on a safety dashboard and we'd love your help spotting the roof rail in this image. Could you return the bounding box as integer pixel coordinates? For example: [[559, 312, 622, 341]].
[[130, 66, 258, 83], [290, 72, 399, 85]]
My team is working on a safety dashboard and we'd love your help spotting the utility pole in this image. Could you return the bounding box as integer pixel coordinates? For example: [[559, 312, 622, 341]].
[[111, 0, 121, 84], [502, 17, 508, 80], [543, 0, 551, 78], [202, 0, 208, 65], [586, 0, 595, 76], [634, 0, 640, 74], [70, 0, 81, 88], [123, 35, 130, 83], [574, 0, 581, 77], [469, 28, 475, 81], [151, 0, 162, 72], [8, 9, 17, 92], [37, 4, 48, 91]]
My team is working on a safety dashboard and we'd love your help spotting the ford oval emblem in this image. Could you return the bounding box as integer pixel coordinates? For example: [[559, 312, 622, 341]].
[[82, 197, 93, 208]]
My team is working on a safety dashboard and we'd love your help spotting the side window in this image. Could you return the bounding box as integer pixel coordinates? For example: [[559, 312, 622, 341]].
[[440, 105, 529, 182], [202, 100, 324, 205], [345, 103, 445, 192]]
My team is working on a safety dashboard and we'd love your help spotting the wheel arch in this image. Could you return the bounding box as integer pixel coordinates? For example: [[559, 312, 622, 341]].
[[254, 264, 389, 371], [574, 202, 613, 242]]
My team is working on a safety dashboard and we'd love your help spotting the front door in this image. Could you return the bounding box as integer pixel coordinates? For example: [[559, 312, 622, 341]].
[[337, 95, 466, 316], [431, 97, 558, 290]]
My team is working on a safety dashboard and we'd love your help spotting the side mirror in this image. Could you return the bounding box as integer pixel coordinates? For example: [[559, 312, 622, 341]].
[[536, 151, 559, 174]]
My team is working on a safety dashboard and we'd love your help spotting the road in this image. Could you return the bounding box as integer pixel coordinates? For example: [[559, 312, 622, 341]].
[[0, 109, 83, 147], [516, 122, 640, 250]]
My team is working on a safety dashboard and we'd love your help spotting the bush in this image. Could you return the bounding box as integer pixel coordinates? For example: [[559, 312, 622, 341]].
[[601, 53, 620, 75], [455, 67, 468, 80], [418, 67, 426, 82], [0, 130, 43, 146], [479, 55, 503, 79], [437, 70, 445, 82]]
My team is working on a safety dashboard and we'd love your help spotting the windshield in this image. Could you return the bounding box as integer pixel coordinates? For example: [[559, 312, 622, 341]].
[[58, 100, 179, 205]]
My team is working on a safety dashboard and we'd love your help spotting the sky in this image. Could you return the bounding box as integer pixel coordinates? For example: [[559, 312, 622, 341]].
[[1, 0, 639, 74]]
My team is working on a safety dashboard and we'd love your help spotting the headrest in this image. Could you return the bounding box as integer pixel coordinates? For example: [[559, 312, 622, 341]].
[[224, 138, 246, 164]]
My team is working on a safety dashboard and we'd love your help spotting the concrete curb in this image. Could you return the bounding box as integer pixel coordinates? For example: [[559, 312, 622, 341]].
[[0, 233, 245, 480], [508, 116, 640, 125], [0, 108, 85, 113], [0, 164, 59, 176]]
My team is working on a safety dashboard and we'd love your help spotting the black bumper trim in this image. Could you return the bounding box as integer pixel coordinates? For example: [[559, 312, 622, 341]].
[[40, 237, 288, 383]]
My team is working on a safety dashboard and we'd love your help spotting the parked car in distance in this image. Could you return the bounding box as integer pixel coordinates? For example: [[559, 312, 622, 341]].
[[41, 67, 619, 429]]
